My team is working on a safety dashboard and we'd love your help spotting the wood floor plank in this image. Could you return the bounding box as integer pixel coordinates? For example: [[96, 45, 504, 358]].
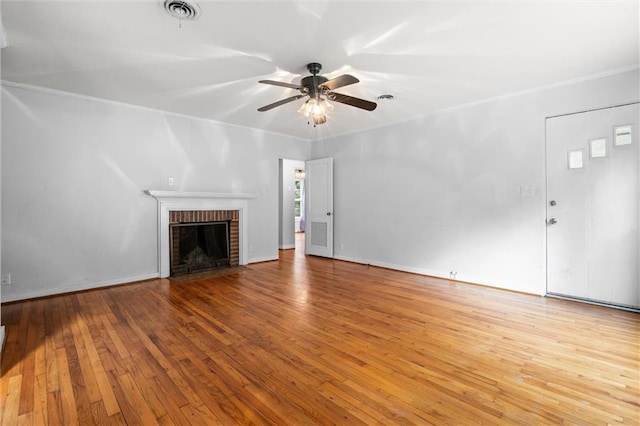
[[31, 302, 47, 426], [179, 402, 225, 425], [44, 334, 59, 396], [54, 348, 78, 426], [2, 237, 639, 424], [45, 390, 63, 426], [112, 372, 159, 425], [74, 313, 120, 416], [32, 370, 48, 426], [106, 371, 148, 425], [17, 304, 41, 418], [2, 374, 22, 426], [89, 399, 109, 426], [66, 314, 101, 405], [98, 314, 130, 361]]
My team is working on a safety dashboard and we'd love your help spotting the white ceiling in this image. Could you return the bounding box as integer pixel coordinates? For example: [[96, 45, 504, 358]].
[[1, 1, 638, 140]]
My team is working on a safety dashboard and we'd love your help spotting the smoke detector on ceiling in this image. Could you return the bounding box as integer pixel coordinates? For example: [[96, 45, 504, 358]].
[[164, 0, 201, 21]]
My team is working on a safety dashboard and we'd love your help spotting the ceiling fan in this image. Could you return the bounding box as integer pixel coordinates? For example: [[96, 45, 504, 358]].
[[257, 63, 377, 126]]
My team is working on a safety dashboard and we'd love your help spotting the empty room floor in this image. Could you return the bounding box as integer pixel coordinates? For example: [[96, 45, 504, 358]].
[[1, 248, 639, 424]]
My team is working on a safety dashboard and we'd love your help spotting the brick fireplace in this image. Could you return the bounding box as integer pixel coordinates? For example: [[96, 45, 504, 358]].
[[145, 190, 254, 278], [169, 210, 239, 275]]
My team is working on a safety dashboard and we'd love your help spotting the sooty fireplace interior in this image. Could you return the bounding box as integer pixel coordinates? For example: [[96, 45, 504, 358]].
[[170, 221, 230, 275]]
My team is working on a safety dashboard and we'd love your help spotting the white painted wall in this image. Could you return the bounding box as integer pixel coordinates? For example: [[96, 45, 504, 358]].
[[279, 159, 304, 249], [2, 70, 637, 302], [312, 70, 640, 295], [0, 40, 4, 349], [1, 84, 310, 302]]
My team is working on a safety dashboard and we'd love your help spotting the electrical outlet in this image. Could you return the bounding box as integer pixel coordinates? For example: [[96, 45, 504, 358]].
[[168, 177, 174, 186], [449, 271, 457, 280], [1, 274, 11, 286]]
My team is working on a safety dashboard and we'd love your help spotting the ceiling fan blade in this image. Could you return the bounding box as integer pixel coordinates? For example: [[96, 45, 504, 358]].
[[257, 94, 306, 112], [259, 80, 303, 90], [320, 74, 359, 91], [329, 93, 377, 111]]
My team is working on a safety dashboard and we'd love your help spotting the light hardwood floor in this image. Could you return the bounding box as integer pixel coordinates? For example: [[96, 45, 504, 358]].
[[1, 237, 639, 425]]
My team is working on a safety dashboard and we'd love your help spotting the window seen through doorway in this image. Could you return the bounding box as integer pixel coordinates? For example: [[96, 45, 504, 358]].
[[294, 179, 302, 218], [294, 168, 305, 233]]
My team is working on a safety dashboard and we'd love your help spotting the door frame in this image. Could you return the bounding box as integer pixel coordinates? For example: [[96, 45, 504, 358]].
[[305, 157, 334, 258], [278, 158, 306, 251], [544, 101, 640, 312]]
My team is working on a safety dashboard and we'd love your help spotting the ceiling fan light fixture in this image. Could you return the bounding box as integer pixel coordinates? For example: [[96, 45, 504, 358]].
[[258, 62, 376, 125], [298, 98, 316, 117], [312, 114, 327, 126], [298, 98, 332, 126], [320, 98, 334, 112]]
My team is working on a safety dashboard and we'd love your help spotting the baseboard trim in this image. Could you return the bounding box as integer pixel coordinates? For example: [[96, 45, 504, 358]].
[[0, 273, 159, 303], [333, 254, 541, 297], [248, 256, 279, 264], [546, 293, 640, 313], [334, 254, 454, 281], [1, 257, 285, 302]]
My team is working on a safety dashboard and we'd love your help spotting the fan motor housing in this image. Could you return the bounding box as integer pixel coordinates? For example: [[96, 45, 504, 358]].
[[307, 62, 322, 75], [301, 75, 328, 98]]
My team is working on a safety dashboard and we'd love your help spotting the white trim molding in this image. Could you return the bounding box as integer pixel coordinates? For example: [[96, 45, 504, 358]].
[[0, 272, 159, 303], [144, 190, 256, 278], [0, 326, 5, 358]]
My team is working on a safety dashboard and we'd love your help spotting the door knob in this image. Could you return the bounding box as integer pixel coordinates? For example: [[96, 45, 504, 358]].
[[546, 218, 557, 225], [326, 212, 332, 216]]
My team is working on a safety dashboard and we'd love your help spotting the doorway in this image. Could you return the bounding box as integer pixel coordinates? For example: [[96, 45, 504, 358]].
[[546, 102, 639, 310], [279, 159, 305, 251], [304, 157, 334, 258]]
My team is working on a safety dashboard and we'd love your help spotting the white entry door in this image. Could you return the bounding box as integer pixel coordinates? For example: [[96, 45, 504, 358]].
[[305, 157, 333, 258], [546, 103, 639, 309]]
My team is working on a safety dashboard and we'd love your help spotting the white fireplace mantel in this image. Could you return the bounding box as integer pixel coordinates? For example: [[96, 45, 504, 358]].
[[145, 190, 256, 278], [144, 190, 256, 201]]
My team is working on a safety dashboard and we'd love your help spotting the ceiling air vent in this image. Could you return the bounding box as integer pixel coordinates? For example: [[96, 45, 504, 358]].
[[164, 0, 201, 21]]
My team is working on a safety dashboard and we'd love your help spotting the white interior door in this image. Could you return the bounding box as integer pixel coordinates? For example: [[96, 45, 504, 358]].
[[546, 103, 639, 309], [305, 157, 333, 257]]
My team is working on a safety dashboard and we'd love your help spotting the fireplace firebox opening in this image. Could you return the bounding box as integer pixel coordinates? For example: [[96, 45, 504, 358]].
[[167, 209, 240, 277], [170, 221, 231, 275]]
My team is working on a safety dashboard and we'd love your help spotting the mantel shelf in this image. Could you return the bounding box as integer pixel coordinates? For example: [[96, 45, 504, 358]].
[[144, 190, 256, 200]]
